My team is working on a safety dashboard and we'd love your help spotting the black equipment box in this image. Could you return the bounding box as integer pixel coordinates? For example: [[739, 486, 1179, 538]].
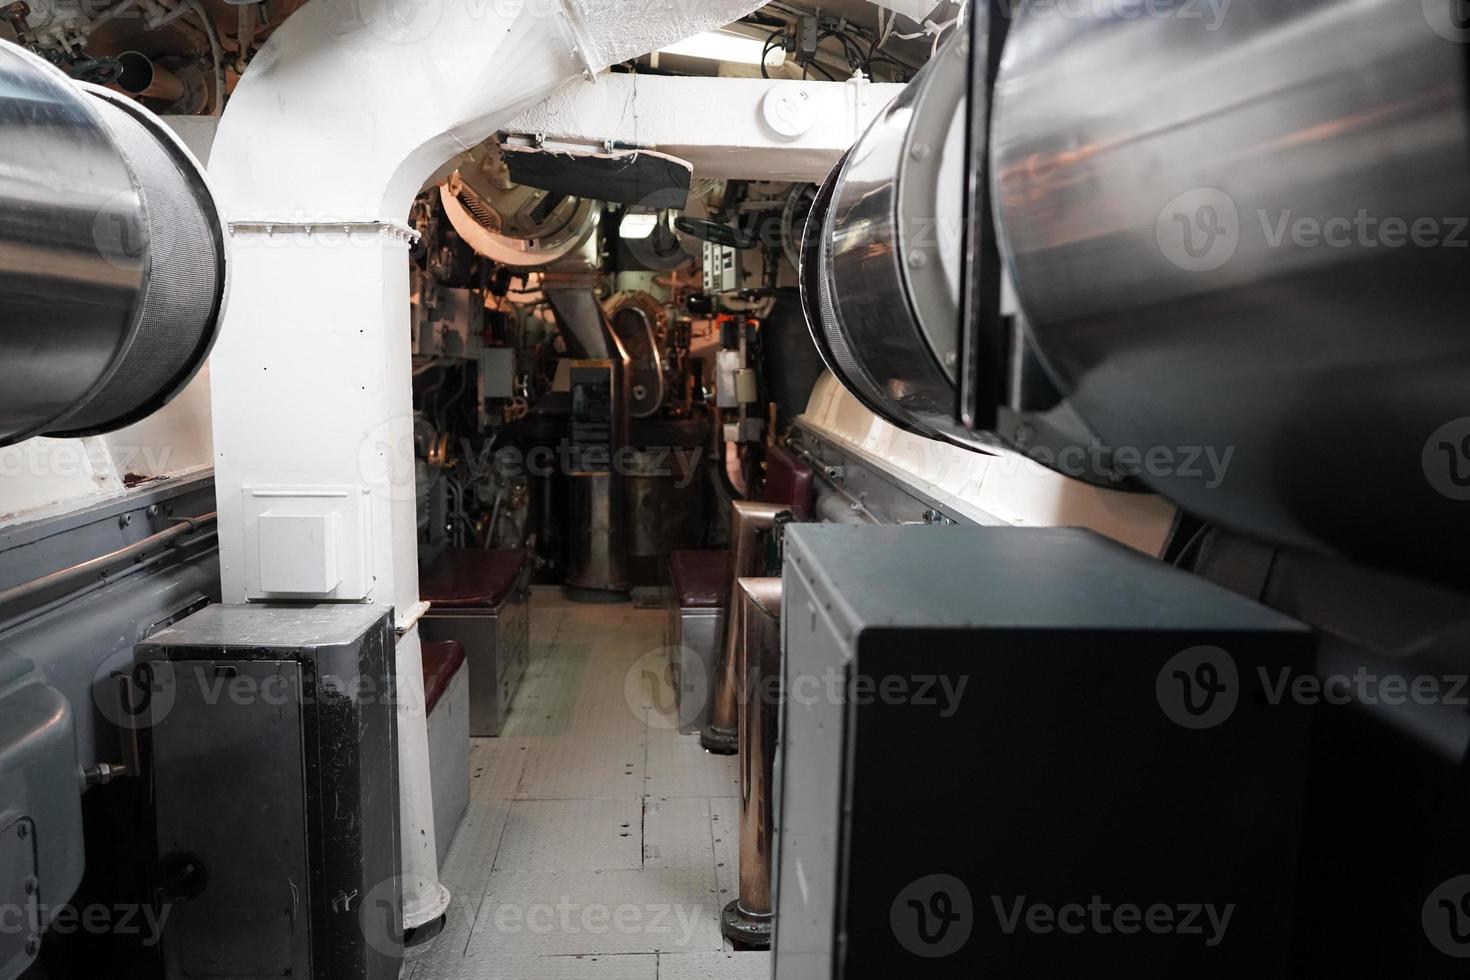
[[137, 603, 402, 980], [774, 525, 1314, 977]]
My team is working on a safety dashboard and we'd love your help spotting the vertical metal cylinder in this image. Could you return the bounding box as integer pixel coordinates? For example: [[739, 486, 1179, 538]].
[[700, 501, 786, 754], [721, 576, 782, 949], [565, 473, 630, 600]]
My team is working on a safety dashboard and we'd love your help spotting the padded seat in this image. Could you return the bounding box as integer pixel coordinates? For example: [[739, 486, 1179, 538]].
[[763, 445, 815, 521], [671, 550, 730, 609], [669, 446, 813, 612], [420, 546, 532, 738], [421, 639, 467, 716], [420, 547, 529, 608]]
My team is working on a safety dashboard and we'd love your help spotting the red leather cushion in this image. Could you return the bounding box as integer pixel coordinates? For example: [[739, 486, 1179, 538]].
[[421, 639, 466, 715], [761, 446, 814, 520], [420, 548, 528, 609], [670, 549, 731, 609]]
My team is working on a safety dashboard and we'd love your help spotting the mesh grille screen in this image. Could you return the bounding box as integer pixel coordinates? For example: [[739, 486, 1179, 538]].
[[50, 99, 222, 434]]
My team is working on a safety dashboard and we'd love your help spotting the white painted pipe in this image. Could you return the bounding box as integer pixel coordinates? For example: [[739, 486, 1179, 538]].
[[207, 0, 767, 932]]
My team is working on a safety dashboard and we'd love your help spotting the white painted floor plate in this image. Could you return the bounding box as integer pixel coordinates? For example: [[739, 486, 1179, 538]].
[[407, 587, 771, 980]]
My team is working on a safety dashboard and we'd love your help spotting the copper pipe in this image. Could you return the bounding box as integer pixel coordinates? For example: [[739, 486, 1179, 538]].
[[112, 51, 186, 103], [700, 501, 786, 754], [721, 576, 781, 949]]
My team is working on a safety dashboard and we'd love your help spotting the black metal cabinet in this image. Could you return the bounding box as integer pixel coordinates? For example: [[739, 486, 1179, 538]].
[[774, 525, 1315, 977], [137, 604, 402, 980]]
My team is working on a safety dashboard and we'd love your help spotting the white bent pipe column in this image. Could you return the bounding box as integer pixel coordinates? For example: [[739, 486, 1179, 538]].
[[208, 0, 766, 929]]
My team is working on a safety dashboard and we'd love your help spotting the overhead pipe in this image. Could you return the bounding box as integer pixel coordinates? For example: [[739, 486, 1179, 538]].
[[112, 50, 186, 102], [207, 0, 769, 930]]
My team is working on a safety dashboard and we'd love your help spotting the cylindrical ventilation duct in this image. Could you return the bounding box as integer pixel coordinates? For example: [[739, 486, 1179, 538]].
[[799, 33, 975, 449], [0, 40, 226, 448], [990, 0, 1470, 584]]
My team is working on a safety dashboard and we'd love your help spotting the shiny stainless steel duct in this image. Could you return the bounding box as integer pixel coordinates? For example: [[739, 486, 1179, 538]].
[[800, 32, 979, 449], [0, 40, 226, 448], [990, 0, 1470, 584], [721, 576, 781, 950]]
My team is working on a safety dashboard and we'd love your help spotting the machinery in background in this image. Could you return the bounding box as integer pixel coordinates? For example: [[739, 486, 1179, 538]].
[[405, 134, 825, 594]]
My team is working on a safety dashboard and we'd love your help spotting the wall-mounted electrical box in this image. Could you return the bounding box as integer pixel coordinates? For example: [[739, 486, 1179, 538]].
[[242, 486, 372, 601]]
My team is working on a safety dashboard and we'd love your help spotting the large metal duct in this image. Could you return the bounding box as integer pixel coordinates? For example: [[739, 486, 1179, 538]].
[[800, 32, 976, 449], [0, 40, 226, 449], [990, 0, 1470, 585]]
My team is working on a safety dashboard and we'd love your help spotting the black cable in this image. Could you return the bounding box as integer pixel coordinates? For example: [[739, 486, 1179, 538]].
[[1171, 523, 1212, 569], [761, 27, 784, 80], [820, 29, 865, 73]]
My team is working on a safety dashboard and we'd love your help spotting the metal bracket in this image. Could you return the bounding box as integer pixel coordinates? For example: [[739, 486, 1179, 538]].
[[555, 0, 600, 81], [227, 220, 421, 244]]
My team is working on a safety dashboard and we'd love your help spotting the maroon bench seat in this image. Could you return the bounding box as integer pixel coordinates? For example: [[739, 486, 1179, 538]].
[[419, 547, 529, 609], [761, 445, 815, 523], [671, 550, 730, 609], [418, 546, 532, 738], [670, 446, 813, 610], [421, 639, 467, 715]]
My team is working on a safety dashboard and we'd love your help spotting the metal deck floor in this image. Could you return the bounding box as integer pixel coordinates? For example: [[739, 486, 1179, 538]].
[[408, 587, 771, 980]]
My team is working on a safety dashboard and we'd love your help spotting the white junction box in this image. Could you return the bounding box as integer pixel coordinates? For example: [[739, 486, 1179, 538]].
[[243, 486, 372, 600]]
